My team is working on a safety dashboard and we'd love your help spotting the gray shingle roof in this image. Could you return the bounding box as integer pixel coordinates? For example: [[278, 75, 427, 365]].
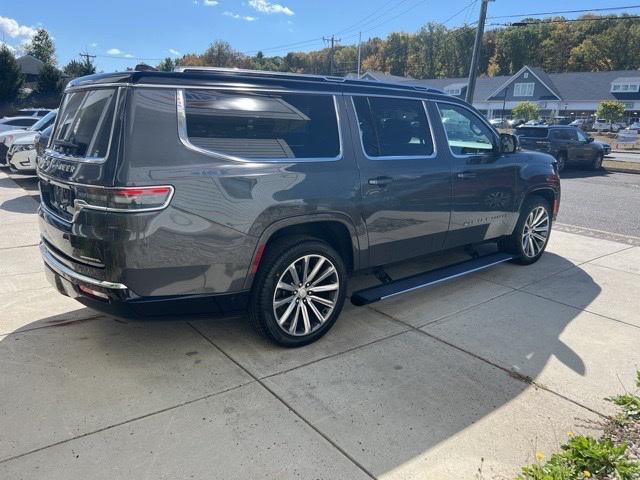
[[359, 68, 640, 102], [16, 55, 45, 76]]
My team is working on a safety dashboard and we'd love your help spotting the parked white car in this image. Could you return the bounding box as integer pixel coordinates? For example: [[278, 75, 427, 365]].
[[7, 132, 38, 173], [626, 122, 640, 131], [0, 116, 39, 134], [591, 118, 624, 132], [0, 110, 57, 166]]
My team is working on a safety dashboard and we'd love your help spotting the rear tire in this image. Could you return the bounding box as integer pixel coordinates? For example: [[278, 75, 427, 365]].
[[499, 195, 552, 265], [555, 152, 567, 172], [591, 152, 603, 170], [248, 235, 347, 347]]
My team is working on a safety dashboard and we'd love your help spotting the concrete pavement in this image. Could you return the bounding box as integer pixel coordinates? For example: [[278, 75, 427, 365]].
[[1, 169, 639, 479]]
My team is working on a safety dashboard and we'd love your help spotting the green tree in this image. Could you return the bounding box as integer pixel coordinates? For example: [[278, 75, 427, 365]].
[[156, 57, 175, 72], [25, 28, 56, 65], [0, 45, 24, 103], [596, 100, 625, 125], [512, 101, 540, 121], [36, 63, 63, 95], [63, 58, 96, 78]]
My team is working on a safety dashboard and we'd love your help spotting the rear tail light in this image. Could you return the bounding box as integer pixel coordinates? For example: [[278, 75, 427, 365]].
[[75, 185, 174, 212], [78, 285, 109, 300]]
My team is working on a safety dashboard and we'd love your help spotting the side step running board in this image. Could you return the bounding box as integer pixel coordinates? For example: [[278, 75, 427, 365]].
[[351, 252, 515, 306]]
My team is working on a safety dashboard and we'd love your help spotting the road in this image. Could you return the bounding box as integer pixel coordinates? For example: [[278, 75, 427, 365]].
[[556, 169, 640, 241], [608, 151, 640, 164]]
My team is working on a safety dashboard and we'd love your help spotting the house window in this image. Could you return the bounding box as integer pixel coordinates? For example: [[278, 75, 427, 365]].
[[610, 82, 640, 93], [514, 83, 535, 97]]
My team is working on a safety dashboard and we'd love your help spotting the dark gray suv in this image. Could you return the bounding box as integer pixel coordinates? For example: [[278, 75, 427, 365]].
[[37, 68, 560, 346]]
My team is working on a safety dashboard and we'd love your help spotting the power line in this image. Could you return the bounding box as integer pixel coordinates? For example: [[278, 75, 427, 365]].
[[491, 14, 640, 27], [487, 4, 640, 20], [332, 0, 405, 36]]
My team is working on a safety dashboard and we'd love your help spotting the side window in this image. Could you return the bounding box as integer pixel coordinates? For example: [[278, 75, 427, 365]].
[[575, 129, 588, 142], [352, 96, 434, 158], [553, 130, 571, 141], [437, 103, 495, 155], [182, 90, 340, 160]]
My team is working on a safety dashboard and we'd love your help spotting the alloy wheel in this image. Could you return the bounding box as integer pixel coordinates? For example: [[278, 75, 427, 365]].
[[521, 206, 550, 258], [272, 254, 340, 336]]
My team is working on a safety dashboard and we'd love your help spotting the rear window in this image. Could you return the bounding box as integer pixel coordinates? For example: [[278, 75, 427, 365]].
[[182, 90, 340, 160], [51, 88, 117, 159], [516, 127, 549, 138]]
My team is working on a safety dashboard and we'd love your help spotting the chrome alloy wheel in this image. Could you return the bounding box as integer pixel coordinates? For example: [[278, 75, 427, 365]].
[[272, 254, 340, 336], [521, 206, 550, 258]]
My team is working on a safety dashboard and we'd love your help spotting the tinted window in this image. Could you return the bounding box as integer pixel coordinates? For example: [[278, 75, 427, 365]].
[[352, 96, 433, 157], [52, 88, 117, 158], [552, 128, 577, 140], [183, 90, 340, 159], [515, 127, 549, 139], [437, 103, 494, 155], [8, 118, 37, 127]]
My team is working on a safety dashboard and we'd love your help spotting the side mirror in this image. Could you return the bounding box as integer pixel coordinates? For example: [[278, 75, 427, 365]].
[[499, 133, 518, 154]]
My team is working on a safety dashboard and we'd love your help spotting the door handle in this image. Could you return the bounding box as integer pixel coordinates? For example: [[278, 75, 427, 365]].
[[368, 176, 393, 187], [457, 172, 477, 180]]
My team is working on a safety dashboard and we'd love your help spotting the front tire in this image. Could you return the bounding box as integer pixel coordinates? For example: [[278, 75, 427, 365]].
[[248, 236, 347, 347], [555, 152, 567, 172], [499, 195, 552, 265], [591, 152, 603, 170]]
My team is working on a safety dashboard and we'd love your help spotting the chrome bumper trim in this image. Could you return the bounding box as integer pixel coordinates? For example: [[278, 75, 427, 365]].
[[39, 242, 127, 290]]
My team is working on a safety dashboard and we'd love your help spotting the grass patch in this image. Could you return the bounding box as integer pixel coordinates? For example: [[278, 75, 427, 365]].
[[515, 371, 640, 480]]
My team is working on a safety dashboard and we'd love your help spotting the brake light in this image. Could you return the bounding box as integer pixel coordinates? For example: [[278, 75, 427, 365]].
[[74, 185, 174, 212]]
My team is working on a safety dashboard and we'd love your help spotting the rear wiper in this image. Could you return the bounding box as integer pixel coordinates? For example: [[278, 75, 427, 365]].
[[53, 139, 79, 149]]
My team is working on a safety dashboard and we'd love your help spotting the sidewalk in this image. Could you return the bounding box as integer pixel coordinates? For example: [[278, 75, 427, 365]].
[[1, 170, 639, 479]]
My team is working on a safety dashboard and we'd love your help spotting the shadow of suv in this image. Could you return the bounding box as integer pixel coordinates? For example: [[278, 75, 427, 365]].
[[36, 68, 560, 347], [515, 125, 604, 172]]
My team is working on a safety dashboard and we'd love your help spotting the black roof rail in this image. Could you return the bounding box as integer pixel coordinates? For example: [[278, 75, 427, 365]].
[[172, 66, 444, 94]]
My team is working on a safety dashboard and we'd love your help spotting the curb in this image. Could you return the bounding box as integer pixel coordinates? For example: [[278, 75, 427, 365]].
[[603, 165, 640, 174]]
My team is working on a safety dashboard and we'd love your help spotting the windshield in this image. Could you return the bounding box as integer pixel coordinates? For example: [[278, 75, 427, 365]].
[[28, 110, 57, 132], [51, 88, 117, 159]]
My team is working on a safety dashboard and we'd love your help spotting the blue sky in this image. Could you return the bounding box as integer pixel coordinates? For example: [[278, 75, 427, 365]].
[[1, 0, 638, 72]]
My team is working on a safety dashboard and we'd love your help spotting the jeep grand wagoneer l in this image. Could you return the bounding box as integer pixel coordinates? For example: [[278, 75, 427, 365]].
[[37, 68, 560, 346]]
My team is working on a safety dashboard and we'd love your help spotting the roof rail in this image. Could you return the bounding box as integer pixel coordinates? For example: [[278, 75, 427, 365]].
[[173, 66, 346, 82]]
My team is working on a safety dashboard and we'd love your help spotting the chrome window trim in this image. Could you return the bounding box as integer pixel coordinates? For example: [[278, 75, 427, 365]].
[[434, 100, 499, 159], [176, 89, 343, 163], [40, 242, 128, 290], [47, 87, 122, 164], [349, 95, 437, 161]]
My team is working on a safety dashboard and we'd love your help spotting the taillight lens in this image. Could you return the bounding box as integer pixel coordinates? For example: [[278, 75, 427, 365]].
[[75, 185, 174, 212]]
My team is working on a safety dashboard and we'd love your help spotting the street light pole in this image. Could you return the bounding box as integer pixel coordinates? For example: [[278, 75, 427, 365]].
[[465, 0, 493, 105]]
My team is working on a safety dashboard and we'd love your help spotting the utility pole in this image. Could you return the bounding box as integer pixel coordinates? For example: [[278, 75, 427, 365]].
[[323, 35, 340, 76], [79, 50, 96, 65], [465, 0, 493, 104], [357, 31, 362, 77]]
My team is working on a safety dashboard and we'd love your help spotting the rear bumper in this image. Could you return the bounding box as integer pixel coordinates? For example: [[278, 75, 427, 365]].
[[40, 242, 250, 319]]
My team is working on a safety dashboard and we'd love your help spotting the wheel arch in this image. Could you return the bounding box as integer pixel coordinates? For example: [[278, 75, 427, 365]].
[[243, 214, 362, 290]]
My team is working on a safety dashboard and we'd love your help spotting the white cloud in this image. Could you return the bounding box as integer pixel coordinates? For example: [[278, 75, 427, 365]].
[[168, 48, 180, 56], [90, 42, 98, 47], [223, 11, 257, 21], [203, 0, 218, 5], [123, 53, 134, 58], [107, 48, 123, 55], [0, 16, 38, 39], [248, 0, 294, 16]]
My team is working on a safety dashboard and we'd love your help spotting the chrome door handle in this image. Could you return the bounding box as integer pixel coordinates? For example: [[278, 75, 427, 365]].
[[368, 176, 393, 186], [457, 172, 477, 179]]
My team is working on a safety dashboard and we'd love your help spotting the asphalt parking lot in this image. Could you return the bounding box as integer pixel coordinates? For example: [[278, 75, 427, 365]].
[[1, 170, 639, 479]]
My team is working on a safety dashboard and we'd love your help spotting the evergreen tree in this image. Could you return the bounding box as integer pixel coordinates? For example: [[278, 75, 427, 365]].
[[37, 63, 63, 95], [25, 28, 56, 65], [0, 45, 24, 103]]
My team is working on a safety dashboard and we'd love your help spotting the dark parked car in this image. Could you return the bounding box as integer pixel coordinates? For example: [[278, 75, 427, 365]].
[[515, 125, 604, 171], [37, 68, 560, 346]]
